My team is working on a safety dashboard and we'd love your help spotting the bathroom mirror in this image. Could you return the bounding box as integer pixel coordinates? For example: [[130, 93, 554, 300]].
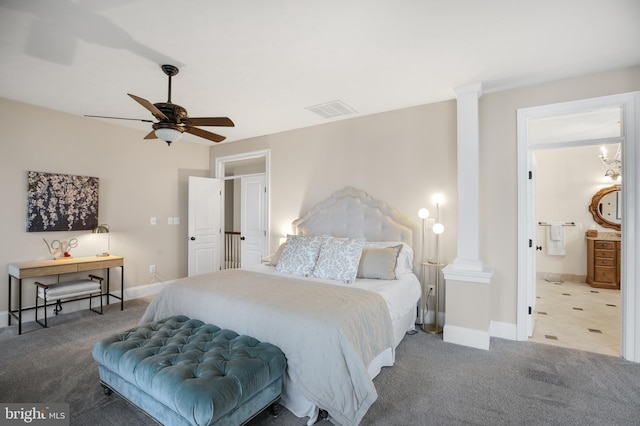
[[589, 185, 621, 230]]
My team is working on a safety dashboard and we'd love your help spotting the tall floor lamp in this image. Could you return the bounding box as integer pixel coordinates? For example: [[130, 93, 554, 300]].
[[417, 208, 430, 328], [422, 194, 445, 334]]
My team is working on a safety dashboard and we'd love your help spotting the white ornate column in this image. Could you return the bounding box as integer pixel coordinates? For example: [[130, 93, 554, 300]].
[[442, 82, 493, 350]]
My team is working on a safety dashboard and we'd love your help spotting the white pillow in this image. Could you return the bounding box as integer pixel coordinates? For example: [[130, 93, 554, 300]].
[[276, 235, 324, 276], [312, 237, 366, 283], [364, 242, 414, 274]]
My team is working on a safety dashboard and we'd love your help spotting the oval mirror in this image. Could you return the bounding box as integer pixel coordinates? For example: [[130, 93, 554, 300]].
[[589, 185, 621, 231]]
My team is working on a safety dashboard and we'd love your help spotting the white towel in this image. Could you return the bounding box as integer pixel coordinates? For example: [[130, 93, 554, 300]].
[[547, 223, 566, 256]]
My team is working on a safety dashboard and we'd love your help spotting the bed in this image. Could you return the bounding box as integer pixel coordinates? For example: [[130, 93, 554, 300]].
[[140, 187, 422, 426]]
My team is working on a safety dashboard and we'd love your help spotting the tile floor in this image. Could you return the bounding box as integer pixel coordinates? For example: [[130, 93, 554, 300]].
[[530, 278, 621, 357]]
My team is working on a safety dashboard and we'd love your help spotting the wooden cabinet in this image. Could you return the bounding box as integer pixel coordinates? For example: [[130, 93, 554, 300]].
[[586, 238, 620, 289]]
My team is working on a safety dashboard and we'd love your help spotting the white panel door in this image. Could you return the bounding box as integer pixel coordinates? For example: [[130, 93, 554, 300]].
[[240, 175, 266, 267], [188, 176, 221, 276]]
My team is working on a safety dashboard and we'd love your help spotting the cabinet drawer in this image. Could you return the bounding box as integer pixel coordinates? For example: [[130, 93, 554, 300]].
[[594, 249, 614, 258], [595, 257, 615, 266], [595, 267, 616, 283], [594, 241, 616, 250]]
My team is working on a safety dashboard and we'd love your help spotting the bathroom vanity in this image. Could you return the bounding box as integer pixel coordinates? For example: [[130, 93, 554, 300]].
[[586, 184, 621, 290], [586, 233, 621, 289]]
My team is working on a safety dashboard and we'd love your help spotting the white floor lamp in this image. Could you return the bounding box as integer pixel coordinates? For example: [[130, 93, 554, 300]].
[[423, 194, 445, 334]]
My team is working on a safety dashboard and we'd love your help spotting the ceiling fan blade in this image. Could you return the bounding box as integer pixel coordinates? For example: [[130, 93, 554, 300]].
[[143, 130, 157, 140], [84, 114, 154, 123], [128, 93, 169, 120], [187, 117, 235, 127], [185, 126, 226, 143]]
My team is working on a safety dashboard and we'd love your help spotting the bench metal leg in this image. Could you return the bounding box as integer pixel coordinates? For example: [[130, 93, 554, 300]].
[[89, 291, 103, 315], [34, 291, 48, 329]]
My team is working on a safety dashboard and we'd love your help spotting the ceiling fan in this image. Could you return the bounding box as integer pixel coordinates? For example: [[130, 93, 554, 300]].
[[86, 64, 234, 145]]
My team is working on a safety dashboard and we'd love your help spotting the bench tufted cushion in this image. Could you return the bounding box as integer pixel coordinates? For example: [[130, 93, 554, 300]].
[[92, 315, 287, 425]]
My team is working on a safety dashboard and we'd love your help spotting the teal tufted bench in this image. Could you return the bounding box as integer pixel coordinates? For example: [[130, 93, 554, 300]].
[[92, 315, 287, 426]]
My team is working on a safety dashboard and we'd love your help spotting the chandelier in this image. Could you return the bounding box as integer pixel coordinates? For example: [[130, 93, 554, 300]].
[[599, 144, 621, 182]]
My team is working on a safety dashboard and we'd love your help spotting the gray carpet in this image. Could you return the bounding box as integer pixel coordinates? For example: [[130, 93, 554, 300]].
[[1, 298, 639, 425]]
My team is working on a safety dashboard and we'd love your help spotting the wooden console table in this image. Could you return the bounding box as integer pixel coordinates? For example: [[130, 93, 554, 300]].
[[7, 255, 124, 334]]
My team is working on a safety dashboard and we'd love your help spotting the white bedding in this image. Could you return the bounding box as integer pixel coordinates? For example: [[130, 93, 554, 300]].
[[140, 267, 420, 426], [245, 264, 421, 342]]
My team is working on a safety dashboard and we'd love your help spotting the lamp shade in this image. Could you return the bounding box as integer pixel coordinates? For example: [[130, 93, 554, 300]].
[[432, 223, 445, 235], [92, 224, 109, 234], [155, 128, 183, 144], [432, 193, 444, 205], [418, 208, 430, 219]]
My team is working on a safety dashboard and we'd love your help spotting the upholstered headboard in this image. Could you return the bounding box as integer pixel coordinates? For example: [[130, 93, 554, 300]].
[[292, 187, 418, 250]]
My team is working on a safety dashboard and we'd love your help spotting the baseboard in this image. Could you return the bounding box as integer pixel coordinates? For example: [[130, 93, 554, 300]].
[[443, 324, 490, 350], [123, 280, 170, 300], [489, 320, 517, 340], [0, 281, 170, 329]]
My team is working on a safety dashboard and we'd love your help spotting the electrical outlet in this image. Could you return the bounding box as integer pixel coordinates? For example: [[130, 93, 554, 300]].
[[428, 285, 435, 292], [149, 265, 156, 274]]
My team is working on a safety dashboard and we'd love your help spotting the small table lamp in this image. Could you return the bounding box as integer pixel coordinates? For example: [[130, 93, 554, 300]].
[[92, 224, 110, 257]]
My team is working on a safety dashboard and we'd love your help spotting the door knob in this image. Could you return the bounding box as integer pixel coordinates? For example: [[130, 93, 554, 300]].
[[190, 237, 196, 241], [240, 236, 246, 240]]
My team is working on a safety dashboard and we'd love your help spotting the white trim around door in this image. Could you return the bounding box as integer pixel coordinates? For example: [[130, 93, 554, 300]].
[[516, 91, 640, 362]]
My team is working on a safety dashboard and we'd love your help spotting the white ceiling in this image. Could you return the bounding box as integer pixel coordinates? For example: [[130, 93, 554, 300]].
[[1, 0, 639, 145]]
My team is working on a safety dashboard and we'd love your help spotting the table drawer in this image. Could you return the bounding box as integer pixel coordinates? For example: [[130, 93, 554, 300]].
[[595, 249, 615, 258], [595, 266, 616, 283], [18, 264, 78, 278], [77, 259, 123, 271], [595, 257, 615, 266], [594, 241, 616, 250]]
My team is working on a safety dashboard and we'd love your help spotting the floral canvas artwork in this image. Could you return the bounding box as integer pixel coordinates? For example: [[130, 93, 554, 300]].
[[27, 171, 99, 232]]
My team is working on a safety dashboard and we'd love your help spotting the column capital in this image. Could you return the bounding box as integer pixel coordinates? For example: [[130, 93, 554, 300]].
[[454, 82, 483, 98]]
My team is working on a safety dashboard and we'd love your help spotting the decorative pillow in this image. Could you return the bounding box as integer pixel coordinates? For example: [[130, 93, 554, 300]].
[[276, 236, 324, 276], [364, 242, 414, 274], [357, 245, 402, 280], [312, 237, 366, 283]]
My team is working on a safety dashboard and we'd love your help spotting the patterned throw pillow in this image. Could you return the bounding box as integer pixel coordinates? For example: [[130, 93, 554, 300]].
[[276, 235, 324, 276], [312, 237, 366, 283]]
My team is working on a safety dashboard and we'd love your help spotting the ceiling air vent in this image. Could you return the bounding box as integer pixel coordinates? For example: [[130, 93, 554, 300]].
[[305, 100, 357, 119]]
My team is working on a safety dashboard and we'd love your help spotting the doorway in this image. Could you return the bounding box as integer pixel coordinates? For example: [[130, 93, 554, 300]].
[[529, 144, 621, 355], [516, 91, 640, 362], [215, 150, 270, 269]]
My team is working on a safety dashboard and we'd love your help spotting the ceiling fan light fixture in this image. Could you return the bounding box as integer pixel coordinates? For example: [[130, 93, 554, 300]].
[[155, 127, 183, 145]]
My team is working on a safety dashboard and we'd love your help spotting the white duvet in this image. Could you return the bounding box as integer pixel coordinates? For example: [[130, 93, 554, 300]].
[[139, 267, 418, 426]]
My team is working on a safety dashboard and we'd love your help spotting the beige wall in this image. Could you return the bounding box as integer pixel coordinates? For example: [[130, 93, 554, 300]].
[[0, 98, 210, 315], [212, 65, 639, 331], [210, 100, 459, 267]]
